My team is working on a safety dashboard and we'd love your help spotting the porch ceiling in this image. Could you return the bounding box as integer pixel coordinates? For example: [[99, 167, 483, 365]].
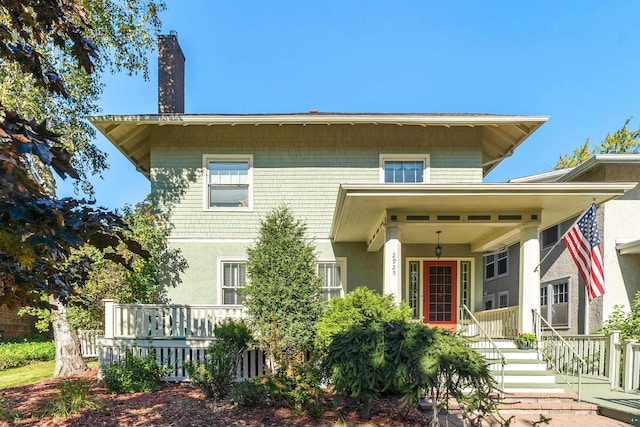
[[330, 182, 636, 252]]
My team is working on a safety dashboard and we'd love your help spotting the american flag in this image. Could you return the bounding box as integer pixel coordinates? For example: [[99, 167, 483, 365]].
[[563, 203, 605, 301]]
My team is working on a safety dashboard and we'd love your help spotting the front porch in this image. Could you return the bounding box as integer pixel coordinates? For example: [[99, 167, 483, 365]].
[[92, 301, 640, 395]]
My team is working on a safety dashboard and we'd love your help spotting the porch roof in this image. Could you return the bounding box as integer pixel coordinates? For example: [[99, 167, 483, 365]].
[[330, 182, 636, 252], [89, 112, 548, 178]]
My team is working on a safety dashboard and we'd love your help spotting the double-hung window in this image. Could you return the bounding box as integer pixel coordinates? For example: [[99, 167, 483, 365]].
[[380, 155, 429, 183], [221, 262, 246, 305], [485, 250, 508, 280], [318, 260, 346, 300], [205, 155, 253, 209]]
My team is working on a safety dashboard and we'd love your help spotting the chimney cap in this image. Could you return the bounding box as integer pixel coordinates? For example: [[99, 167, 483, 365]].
[[169, 30, 178, 37]]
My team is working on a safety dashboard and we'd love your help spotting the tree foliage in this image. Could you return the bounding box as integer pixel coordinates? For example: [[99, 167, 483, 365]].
[[0, 0, 165, 194], [597, 291, 640, 341], [555, 118, 640, 169], [0, 0, 154, 306], [243, 205, 324, 370], [21, 198, 186, 331]]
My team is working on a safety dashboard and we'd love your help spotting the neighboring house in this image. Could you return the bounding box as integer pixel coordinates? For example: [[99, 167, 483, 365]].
[[490, 155, 640, 334], [90, 35, 635, 336], [0, 304, 36, 340]]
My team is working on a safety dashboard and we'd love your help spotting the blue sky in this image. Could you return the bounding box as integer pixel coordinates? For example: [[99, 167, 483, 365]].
[[65, 1, 640, 211]]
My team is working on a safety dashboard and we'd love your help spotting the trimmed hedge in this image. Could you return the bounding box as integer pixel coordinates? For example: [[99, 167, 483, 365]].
[[0, 340, 55, 370]]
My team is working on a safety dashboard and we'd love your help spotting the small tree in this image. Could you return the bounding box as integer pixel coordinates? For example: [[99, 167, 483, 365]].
[[243, 205, 323, 371]]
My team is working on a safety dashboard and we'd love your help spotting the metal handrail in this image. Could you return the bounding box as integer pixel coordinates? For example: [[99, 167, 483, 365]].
[[459, 304, 506, 392], [532, 309, 585, 400]]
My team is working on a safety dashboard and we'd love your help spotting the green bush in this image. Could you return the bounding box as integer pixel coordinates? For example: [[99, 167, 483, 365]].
[[316, 287, 411, 351], [34, 379, 103, 418], [230, 379, 268, 408], [186, 319, 254, 399], [0, 340, 55, 370], [261, 363, 324, 418], [101, 348, 169, 393]]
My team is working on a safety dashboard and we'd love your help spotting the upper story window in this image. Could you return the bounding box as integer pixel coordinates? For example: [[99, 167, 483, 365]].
[[204, 154, 253, 210], [380, 154, 429, 183], [221, 261, 247, 305], [541, 225, 560, 249], [485, 250, 508, 280], [318, 259, 346, 300]]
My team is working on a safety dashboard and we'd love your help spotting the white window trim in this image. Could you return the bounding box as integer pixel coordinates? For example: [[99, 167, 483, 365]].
[[484, 250, 508, 281], [218, 257, 248, 306], [203, 154, 254, 211], [317, 257, 347, 299], [379, 154, 430, 183], [498, 291, 509, 308]]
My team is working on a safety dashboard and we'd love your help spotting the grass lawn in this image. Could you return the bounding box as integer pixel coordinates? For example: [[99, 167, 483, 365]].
[[0, 360, 98, 389]]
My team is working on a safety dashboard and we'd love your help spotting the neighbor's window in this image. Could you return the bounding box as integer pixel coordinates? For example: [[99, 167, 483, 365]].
[[483, 294, 495, 310], [485, 250, 508, 280], [221, 262, 246, 305], [380, 155, 429, 183], [540, 278, 570, 328], [541, 225, 560, 249], [205, 155, 252, 209], [498, 291, 509, 308], [318, 260, 345, 300]]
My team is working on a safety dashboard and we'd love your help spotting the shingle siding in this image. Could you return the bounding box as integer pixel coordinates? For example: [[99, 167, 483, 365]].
[[150, 124, 485, 239]]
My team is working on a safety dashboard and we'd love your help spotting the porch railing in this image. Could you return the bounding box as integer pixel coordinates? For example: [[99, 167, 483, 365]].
[[78, 329, 102, 358], [459, 304, 506, 392], [532, 309, 585, 400], [473, 306, 519, 339], [98, 338, 265, 381], [103, 300, 246, 339]]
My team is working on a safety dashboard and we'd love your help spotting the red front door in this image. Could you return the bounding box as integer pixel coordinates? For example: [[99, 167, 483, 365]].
[[423, 261, 457, 330]]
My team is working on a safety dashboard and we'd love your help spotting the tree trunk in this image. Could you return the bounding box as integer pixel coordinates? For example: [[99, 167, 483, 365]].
[[51, 297, 88, 377], [360, 397, 372, 420]]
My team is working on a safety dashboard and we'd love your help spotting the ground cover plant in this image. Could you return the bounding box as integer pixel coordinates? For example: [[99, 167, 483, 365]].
[[0, 337, 54, 370]]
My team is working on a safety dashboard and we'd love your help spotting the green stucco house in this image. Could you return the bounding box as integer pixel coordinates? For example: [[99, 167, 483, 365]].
[[90, 34, 633, 337]]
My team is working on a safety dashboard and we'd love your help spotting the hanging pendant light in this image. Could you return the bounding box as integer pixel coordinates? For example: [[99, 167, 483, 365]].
[[435, 230, 442, 259]]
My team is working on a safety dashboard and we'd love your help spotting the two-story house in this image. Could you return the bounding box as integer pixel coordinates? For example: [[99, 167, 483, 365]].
[[485, 155, 640, 334], [91, 34, 634, 336]]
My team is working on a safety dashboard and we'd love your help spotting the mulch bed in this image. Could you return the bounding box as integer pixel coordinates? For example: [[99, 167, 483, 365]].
[[0, 369, 433, 426]]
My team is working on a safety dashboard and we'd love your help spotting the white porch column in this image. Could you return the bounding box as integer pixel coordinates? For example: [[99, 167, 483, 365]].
[[518, 224, 540, 334], [383, 225, 402, 304]]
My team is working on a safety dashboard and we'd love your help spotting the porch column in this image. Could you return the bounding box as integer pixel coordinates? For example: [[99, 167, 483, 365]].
[[383, 225, 402, 304], [518, 224, 540, 334]]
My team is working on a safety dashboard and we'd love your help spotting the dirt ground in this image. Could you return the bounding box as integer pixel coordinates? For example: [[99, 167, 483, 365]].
[[0, 369, 434, 426]]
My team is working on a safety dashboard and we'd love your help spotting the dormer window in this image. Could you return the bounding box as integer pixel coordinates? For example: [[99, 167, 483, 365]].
[[204, 154, 253, 210], [380, 154, 429, 183]]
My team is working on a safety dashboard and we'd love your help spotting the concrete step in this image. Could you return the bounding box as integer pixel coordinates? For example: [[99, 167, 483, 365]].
[[496, 370, 558, 384], [502, 383, 568, 394], [498, 392, 598, 415], [489, 359, 548, 371], [421, 393, 598, 415]]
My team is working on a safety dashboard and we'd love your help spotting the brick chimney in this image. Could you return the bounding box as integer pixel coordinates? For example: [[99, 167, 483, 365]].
[[158, 31, 185, 114]]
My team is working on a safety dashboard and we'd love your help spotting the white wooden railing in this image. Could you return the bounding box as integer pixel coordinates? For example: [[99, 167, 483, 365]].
[[473, 306, 519, 339], [609, 332, 640, 393], [98, 338, 265, 381], [103, 300, 247, 339], [539, 333, 609, 378], [78, 329, 103, 358], [97, 300, 260, 382]]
